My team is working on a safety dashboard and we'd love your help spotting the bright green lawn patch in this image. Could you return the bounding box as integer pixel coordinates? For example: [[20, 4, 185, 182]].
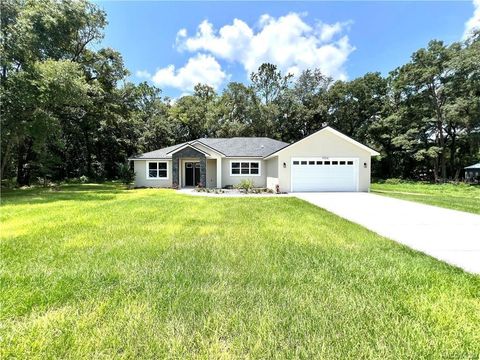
[[371, 182, 480, 214], [1, 184, 479, 359]]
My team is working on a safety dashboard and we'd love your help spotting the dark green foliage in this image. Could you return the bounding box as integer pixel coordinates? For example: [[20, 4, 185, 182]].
[[117, 162, 134, 185], [1, 0, 479, 185]]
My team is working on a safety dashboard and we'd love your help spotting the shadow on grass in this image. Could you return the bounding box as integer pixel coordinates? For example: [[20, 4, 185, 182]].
[[0, 183, 127, 206]]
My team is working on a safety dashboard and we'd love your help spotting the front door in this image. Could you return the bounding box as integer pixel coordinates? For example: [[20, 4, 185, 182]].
[[185, 162, 201, 186]]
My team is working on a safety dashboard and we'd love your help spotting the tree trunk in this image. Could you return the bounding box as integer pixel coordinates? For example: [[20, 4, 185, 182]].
[[431, 83, 447, 181], [16, 142, 28, 186], [84, 129, 92, 177], [16, 138, 34, 186], [437, 120, 447, 182], [0, 141, 12, 181], [454, 168, 460, 182], [433, 157, 439, 183], [450, 131, 456, 180]]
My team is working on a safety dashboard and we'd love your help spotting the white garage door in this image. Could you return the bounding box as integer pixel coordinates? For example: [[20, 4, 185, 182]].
[[291, 158, 358, 192]]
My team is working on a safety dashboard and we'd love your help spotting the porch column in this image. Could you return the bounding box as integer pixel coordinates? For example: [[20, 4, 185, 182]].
[[216, 157, 222, 188], [199, 156, 207, 187], [172, 156, 180, 188]]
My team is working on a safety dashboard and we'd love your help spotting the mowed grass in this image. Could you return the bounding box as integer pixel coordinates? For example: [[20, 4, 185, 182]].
[[1, 184, 479, 359], [371, 182, 480, 214]]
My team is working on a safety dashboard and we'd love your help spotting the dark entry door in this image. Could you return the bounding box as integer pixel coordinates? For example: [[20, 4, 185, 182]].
[[194, 162, 200, 185], [185, 162, 200, 186]]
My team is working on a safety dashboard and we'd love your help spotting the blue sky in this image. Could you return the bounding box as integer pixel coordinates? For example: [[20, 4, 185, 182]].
[[96, 1, 479, 98]]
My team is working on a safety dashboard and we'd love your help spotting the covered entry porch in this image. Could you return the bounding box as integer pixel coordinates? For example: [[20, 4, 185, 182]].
[[170, 144, 222, 188]]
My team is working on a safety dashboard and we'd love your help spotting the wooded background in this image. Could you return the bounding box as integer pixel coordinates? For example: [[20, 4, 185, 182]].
[[1, 0, 479, 186]]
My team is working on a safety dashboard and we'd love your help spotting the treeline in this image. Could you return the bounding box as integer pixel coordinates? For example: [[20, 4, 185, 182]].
[[1, 0, 479, 186]]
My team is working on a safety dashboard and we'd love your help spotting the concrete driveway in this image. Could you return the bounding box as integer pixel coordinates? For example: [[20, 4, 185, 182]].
[[294, 192, 480, 274]]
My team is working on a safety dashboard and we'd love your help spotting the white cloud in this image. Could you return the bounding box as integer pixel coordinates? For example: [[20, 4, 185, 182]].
[[151, 53, 227, 92], [463, 0, 480, 40], [177, 13, 355, 80], [177, 28, 187, 38], [317, 21, 350, 42], [181, 19, 254, 61], [135, 70, 152, 79]]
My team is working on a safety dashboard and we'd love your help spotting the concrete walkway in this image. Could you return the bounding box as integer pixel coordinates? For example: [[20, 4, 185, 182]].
[[294, 192, 480, 274]]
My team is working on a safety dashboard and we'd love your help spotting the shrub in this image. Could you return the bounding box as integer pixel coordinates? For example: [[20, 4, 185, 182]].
[[1, 178, 16, 188], [235, 179, 255, 193], [117, 163, 134, 185], [384, 178, 403, 185], [79, 175, 89, 183]]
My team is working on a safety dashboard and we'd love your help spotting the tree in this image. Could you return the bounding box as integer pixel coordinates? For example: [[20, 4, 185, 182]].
[[0, 0, 107, 184], [277, 69, 331, 142], [131, 82, 174, 152], [249, 64, 293, 137], [1, 2, 478, 185], [325, 72, 388, 142], [250, 63, 292, 105], [389, 39, 480, 181], [168, 85, 216, 142], [208, 82, 260, 137]]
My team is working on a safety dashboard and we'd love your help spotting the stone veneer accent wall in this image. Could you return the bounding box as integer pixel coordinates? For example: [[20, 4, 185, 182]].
[[171, 146, 207, 187]]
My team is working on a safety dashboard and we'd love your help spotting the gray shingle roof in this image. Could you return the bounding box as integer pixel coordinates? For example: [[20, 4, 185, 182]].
[[130, 137, 289, 159], [130, 143, 187, 159], [196, 137, 288, 157]]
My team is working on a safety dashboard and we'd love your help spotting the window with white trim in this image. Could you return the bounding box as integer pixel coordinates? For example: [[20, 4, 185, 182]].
[[147, 161, 168, 179], [231, 161, 260, 176]]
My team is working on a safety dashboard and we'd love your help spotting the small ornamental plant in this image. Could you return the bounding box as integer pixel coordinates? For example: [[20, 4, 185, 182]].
[[117, 163, 134, 186], [235, 179, 255, 193]]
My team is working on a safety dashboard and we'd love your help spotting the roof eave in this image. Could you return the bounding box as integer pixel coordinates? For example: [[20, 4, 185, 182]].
[[190, 140, 227, 156], [165, 143, 211, 156], [128, 157, 172, 161]]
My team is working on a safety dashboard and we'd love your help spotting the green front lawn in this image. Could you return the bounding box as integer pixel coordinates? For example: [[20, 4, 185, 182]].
[[371, 182, 480, 214], [1, 184, 479, 359]]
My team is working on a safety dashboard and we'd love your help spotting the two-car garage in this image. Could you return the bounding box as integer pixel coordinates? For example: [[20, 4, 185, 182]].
[[291, 157, 359, 192], [265, 127, 379, 192], [263, 127, 379, 192]]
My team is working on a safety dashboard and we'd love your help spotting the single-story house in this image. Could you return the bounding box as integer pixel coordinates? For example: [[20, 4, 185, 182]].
[[464, 162, 480, 182], [129, 126, 380, 192]]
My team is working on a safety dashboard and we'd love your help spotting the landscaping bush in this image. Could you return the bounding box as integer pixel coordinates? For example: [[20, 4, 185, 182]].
[[235, 179, 255, 193], [117, 163, 134, 186], [194, 187, 225, 194], [384, 178, 403, 185]]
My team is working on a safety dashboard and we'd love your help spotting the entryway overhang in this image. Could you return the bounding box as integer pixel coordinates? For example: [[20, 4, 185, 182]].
[[171, 145, 207, 188]]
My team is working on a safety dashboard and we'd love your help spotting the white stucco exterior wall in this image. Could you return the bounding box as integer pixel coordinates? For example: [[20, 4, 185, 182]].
[[221, 158, 267, 188], [265, 157, 279, 190], [133, 160, 173, 188], [206, 159, 217, 188]]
